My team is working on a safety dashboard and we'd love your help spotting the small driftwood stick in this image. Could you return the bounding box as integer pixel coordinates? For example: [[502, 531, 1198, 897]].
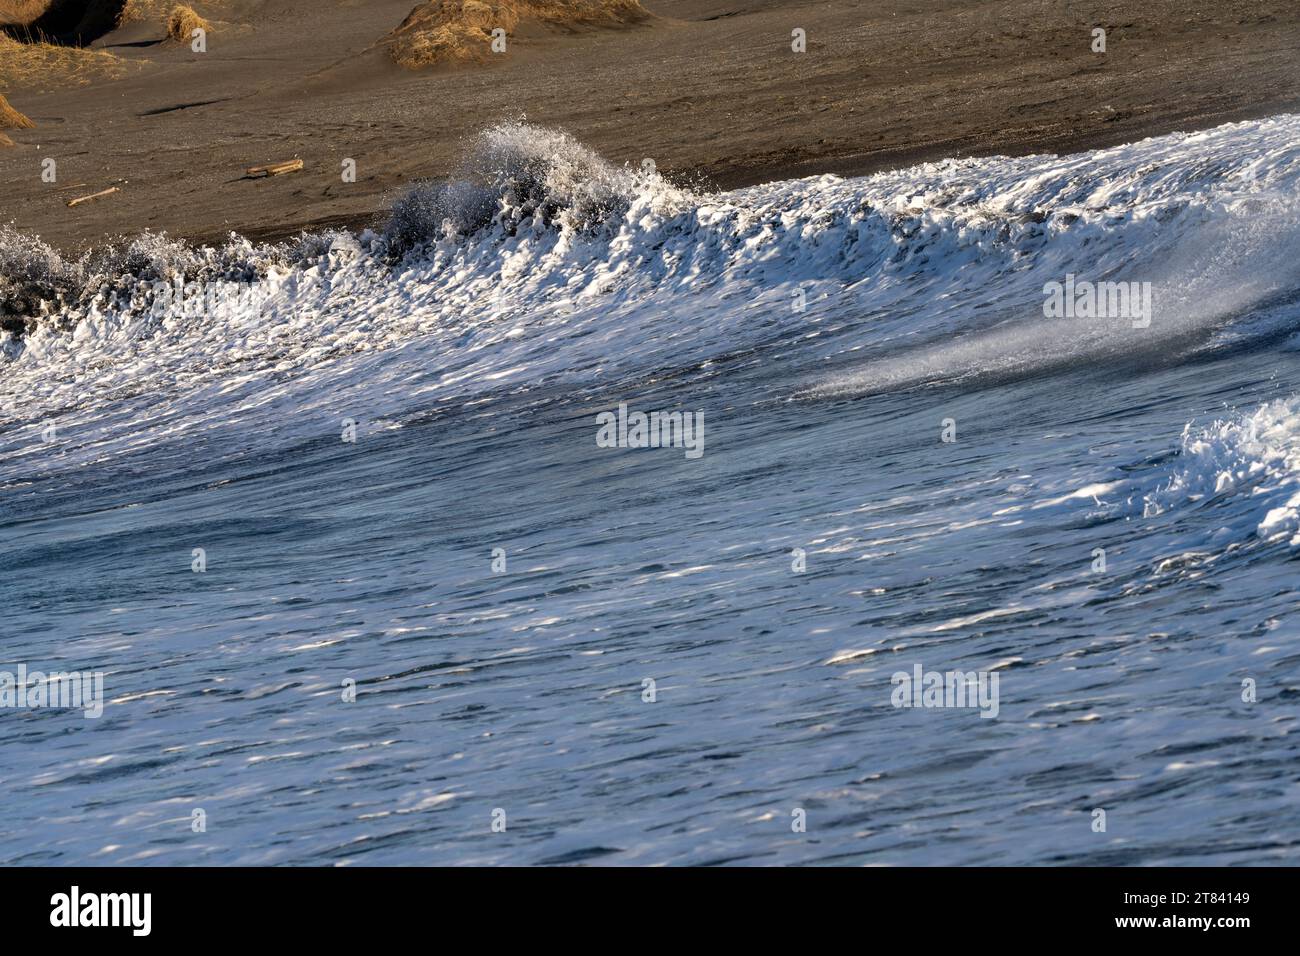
[[66, 186, 119, 208]]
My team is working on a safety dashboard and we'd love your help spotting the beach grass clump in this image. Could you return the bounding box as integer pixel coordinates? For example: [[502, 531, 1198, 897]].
[[116, 0, 183, 27], [0, 0, 52, 26], [114, 0, 143, 25], [387, 0, 645, 69], [0, 91, 36, 129], [165, 3, 208, 42], [0, 94, 27, 144], [0, 34, 127, 88]]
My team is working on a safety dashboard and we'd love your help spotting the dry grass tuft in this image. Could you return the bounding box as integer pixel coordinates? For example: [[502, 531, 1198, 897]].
[[387, 0, 646, 69], [0, 91, 36, 129], [0, 0, 52, 27], [0, 34, 128, 87], [118, 0, 199, 29], [0, 91, 28, 146], [165, 3, 208, 42], [122, 0, 181, 27], [115, 0, 143, 25]]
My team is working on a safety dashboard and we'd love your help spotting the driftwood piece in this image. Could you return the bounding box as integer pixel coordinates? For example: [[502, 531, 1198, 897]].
[[66, 186, 119, 208], [245, 159, 303, 177]]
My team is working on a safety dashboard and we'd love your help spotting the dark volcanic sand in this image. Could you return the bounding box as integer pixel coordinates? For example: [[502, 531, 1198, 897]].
[[2, 0, 1298, 253]]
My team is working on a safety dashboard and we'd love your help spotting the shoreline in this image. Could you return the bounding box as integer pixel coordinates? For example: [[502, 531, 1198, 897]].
[[200, 100, 1300, 252], [1, 0, 1298, 254]]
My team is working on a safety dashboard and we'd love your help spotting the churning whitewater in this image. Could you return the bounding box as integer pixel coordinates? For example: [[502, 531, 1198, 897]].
[[2, 116, 1299, 864]]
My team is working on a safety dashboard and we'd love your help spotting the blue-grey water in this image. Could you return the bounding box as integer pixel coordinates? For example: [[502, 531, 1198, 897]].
[[2, 118, 1299, 864]]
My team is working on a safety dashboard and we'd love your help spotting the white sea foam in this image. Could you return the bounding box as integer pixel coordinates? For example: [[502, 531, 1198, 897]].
[[1144, 394, 1300, 547], [3, 116, 1300, 477]]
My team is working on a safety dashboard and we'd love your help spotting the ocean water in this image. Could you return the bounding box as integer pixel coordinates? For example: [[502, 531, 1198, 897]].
[[2, 117, 1299, 865]]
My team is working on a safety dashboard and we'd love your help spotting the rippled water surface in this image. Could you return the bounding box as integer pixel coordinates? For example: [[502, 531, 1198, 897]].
[[3, 118, 1300, 864]]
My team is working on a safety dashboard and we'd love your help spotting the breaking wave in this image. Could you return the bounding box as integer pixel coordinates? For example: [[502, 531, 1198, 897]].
[[3, 115, 1300, 473], [6, 115, 1300, 866]]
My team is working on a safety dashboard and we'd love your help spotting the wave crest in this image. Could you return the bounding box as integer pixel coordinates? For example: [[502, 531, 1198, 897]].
[[0, 224, 340, 337], [384, 121, 690, 250]]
